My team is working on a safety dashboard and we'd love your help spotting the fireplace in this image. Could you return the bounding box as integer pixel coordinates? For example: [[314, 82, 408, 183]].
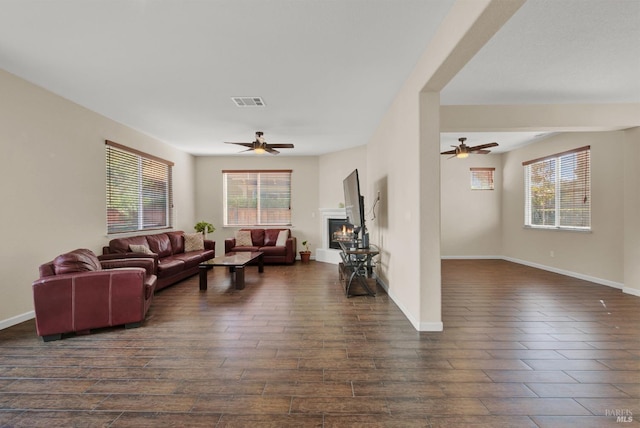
[[316, 208, 347, 264], [327, 218, 354, 249]]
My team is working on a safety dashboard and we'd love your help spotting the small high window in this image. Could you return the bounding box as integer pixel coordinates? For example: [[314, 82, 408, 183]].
[[470, 167, 495, 190]]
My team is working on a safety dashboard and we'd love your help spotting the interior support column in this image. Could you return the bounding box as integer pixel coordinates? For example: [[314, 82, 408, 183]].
[[623, 127, 640, 296], [419, 91, 443, 331]]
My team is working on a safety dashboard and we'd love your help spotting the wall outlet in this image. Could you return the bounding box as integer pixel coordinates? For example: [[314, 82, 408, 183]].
[[550, 250, 555, 257]]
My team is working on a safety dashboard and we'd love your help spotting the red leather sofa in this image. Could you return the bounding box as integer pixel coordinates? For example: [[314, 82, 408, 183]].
[[33, 249, 157, 342], [225, 229, 296, 264], [102, 231, 215, 291]]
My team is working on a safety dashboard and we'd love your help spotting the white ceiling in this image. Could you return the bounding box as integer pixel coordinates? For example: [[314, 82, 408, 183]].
[[0, 0, 638, 156]]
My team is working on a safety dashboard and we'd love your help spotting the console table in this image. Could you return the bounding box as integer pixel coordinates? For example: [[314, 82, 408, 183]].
[[338, 242, 379, 297]]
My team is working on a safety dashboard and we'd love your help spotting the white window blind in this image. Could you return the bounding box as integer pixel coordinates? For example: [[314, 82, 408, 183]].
[[223, 170, 292, 227], [523, 146, 590, 230], [106, 140, 173, 234], [470, 167, 495, 190]]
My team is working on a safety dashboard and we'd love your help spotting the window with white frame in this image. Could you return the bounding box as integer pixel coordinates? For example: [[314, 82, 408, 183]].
[[223, 170, 292, 226], [523, 146, 590, 230], [106, 140, 173, 234], [470, 167, 495, 190]]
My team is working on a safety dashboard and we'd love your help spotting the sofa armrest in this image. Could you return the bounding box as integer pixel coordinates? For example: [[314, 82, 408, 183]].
[[225, 238, 236, 253], [100, 257, 156, 276], [286, 236, 297, 263], [204, 240, 216, 252]]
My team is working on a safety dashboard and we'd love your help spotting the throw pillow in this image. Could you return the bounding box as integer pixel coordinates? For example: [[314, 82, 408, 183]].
[[184, 232, 205, 252], [129, 244, 154, 255], [235, 230, 253, 247], [275, 230, 289, 247]]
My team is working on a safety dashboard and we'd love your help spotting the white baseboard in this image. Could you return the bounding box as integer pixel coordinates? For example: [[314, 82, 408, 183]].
[[502, 256, 625, 290], [441, 255, 503, 260], [380, 276, 443, 332], [0, 311, 34, 331], [623, 287, 640, 297]]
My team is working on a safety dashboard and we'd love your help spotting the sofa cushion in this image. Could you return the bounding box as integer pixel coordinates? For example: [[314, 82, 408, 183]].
[[259, 246, 287, 256], [109, 236, 149, 254], [264, 229, 280, 246], [249, 229, 265, 247], [53, 249, 102, 275], [129, 244, 154, 255], [171, 252, 203, 269], [184, 233, 204, 252], [146, 233, 172, 258], [235, 230, 253, 247], [156, 258, 185, 278], [166, 231, 185, 254]]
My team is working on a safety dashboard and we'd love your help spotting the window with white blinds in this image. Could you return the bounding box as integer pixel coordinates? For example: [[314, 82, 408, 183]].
[[470, 167, 495, 190], [106, 140, 173, 234], [523, 146, 590, 230], [223, 170, 292, 226]]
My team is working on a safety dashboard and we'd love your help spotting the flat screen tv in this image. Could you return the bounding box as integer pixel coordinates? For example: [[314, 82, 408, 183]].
[[343, 169, 367, 246]]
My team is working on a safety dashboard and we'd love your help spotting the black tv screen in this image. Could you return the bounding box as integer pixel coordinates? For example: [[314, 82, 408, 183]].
[[343, 169, 365, 231]]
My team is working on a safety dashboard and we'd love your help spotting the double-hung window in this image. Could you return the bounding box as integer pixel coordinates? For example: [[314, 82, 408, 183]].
[[470, 167, 495, 190], [223, 170, 292, 226], [523, 146, 590, 230], [106, 140, 173, 234]]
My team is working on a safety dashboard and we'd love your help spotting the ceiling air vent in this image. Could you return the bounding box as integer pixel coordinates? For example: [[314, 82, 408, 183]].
[[231, 97, 265, 107]]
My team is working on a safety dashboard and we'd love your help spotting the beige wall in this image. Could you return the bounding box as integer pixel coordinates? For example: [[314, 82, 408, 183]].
[[502, 131, 625, 285], [194, 156, 320, 256], [318, 145, 367, 210], [0, 69, 196, 328], [441, 154, 502, 257], [367, 77, 424, 329], [623, 127, 640, 296]]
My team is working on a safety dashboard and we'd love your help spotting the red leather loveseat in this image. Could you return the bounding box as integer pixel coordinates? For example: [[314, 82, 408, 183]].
[[102, 231, 215, 291], [33, 249, 156, 342], [225, 229, 296, 264]]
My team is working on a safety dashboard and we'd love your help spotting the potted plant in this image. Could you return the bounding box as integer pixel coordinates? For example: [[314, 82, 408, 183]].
[[194, 221, 215, 239], [300, 240, 311, 264]]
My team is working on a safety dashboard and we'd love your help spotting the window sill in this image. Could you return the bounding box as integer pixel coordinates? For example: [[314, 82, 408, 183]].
[[523, 226, 592, 233]]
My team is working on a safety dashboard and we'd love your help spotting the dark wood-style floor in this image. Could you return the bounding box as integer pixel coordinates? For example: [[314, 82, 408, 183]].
[[0, 259, 638, 427]]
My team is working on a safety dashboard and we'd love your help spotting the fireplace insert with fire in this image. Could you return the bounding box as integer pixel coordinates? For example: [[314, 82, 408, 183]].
[[328, 218, 354, 249]]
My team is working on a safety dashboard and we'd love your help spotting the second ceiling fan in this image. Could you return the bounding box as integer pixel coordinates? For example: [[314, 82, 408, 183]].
[[441, 137, 498, 159], [225, 131, 294, 155]]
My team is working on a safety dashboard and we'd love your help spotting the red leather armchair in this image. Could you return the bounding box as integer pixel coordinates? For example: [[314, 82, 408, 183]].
[[32, 249, 157, 342]]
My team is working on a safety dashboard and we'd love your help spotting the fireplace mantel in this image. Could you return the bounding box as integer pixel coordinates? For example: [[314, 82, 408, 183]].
[[316, 208, 346, 264]]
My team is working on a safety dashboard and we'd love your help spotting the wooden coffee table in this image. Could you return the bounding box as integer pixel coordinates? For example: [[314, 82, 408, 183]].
[[199, 252, 264, 291]]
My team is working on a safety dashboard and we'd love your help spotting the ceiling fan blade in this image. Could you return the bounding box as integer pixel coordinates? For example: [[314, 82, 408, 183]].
[[268, 143, 294, 149], [225, 142, 253, 148], [265, 147, 280, 155], [468, 142, 498, 151], [472, 149, 492, 154], [440, 149, 457, 155]]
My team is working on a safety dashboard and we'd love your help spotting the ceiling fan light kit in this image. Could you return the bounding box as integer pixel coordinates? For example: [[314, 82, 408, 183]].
[[441, 137, 498, 159], [225, 131, 294, 155]]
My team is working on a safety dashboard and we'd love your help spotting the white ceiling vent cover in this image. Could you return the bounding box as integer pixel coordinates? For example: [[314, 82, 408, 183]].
[[232, 97, 265, 107]]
